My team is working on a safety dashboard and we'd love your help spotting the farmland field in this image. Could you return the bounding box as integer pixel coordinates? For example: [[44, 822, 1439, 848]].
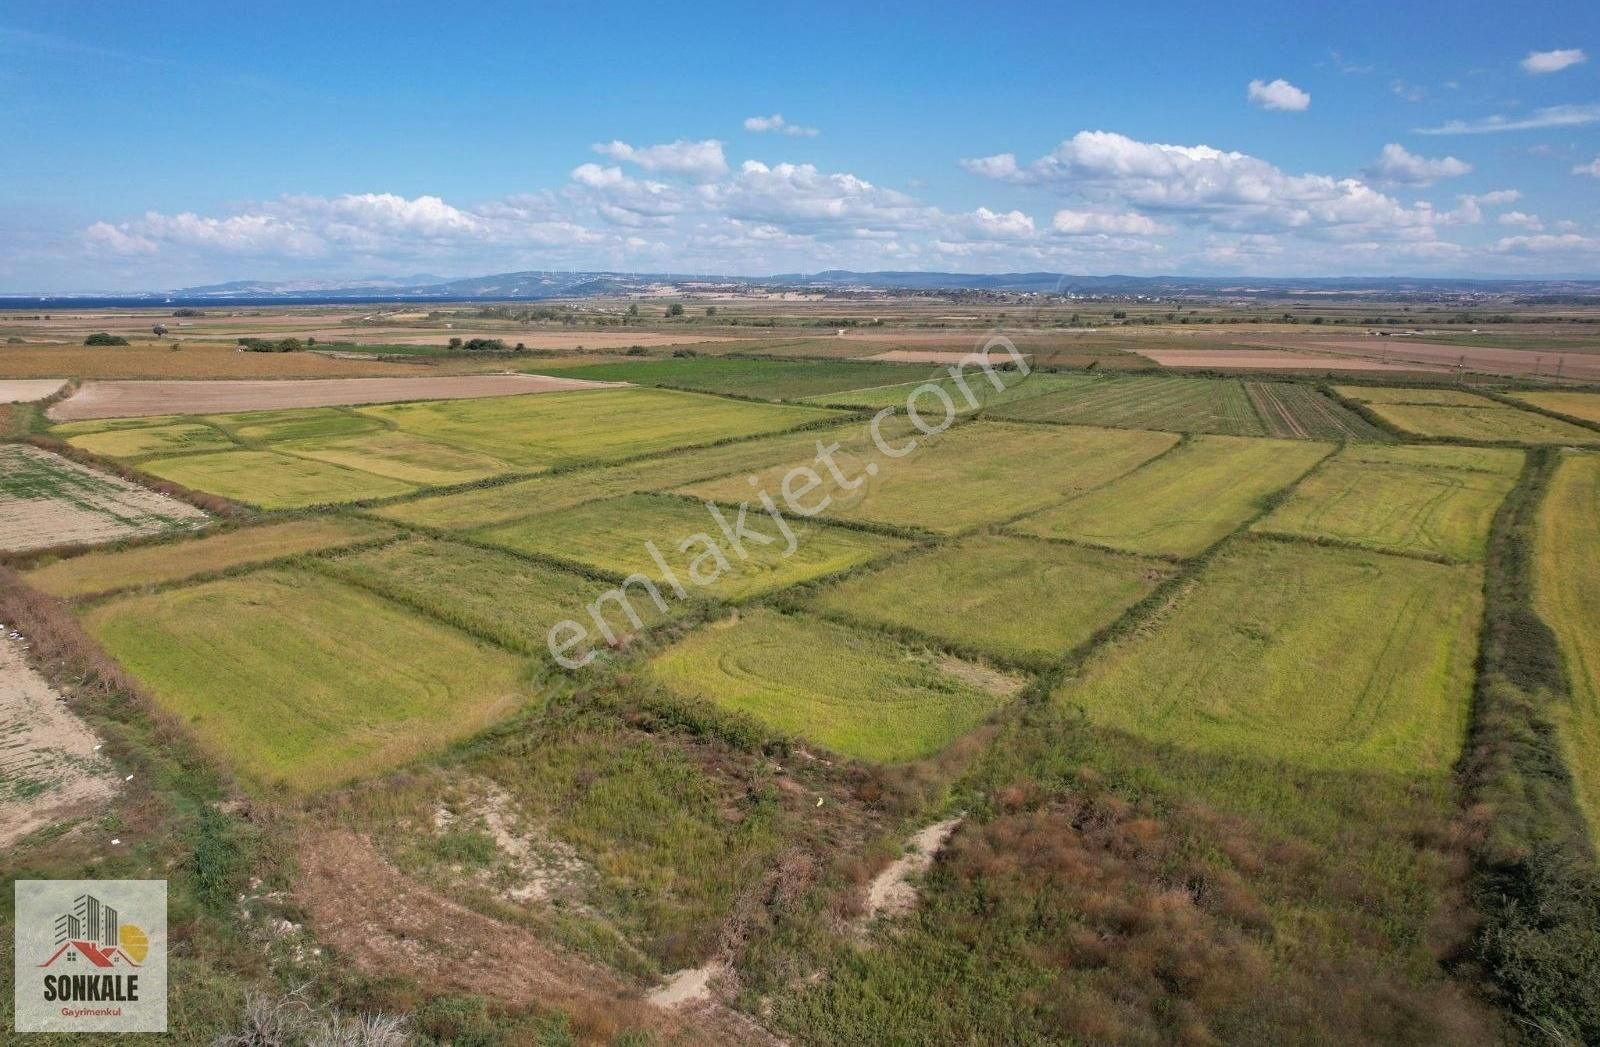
[[680, 421, 1177, 534], [801, 371, 1093, 410], [808, 533, 1171, 667], [277, 429, 512, 486], [1057, 541, 1482, 773], [318, 537, 677, 659], [139, 448, 418, 508], [542, 357, 943, 400], [0, 443, 208, 552], [1333, 385, 1495, 406], [1254, 444, 1521, 562], [1508, 390, 1600, 426], [63, 421, 234, 458], [24, 516, 394, 598], [369, 417, 867, 530], [80, 568, 532, 791], [1010, 435, 1332, 558], [205, 406, 387, 443], [11, 341, 1599, 1042], [1360, 403, 1600, 444], [1333, 385, 1600, 443], [1534, 452, 1600, 833], [1244, 381, 1393, 440], [473, 492, 907, 600], [984, 375, 1266, 435], [363, 387, 842, 470], [646, 609, 1020, 762]]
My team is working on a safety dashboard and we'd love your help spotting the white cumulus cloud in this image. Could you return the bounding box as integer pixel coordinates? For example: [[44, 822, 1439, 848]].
[[592, 138, 728, 179], [1365, 143, 1472, 186], [1247, 78, 1310, 111], [1521, 48, 1586, 74], [1573, 157, 1600, 177], [1051, 209, 1162, 235], [743, 113, 819, 137]]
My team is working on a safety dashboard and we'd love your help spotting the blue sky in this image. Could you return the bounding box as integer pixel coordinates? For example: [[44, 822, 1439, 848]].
[[3, 1, 1598, 290]]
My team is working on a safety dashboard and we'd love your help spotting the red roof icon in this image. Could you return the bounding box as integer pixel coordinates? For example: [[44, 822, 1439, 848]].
[[39, 940, 139, 968]]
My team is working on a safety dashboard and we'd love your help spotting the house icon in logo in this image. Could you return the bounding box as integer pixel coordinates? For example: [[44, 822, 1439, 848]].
[[37, 893, 147, 968]]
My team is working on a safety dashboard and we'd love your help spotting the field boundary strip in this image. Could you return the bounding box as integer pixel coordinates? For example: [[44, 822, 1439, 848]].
[[1456, 447, 1600, 1040]]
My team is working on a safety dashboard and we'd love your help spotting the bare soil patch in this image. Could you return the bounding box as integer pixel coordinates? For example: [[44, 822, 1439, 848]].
[[0, 445, 208, 553], [0, 379, 67, 403], [860, 816, 963, 927], [295, 829, 779, 1044], [1243, 336, 1600, 381], [1136, 349, 1445, 372], [0, 630, 117, 848], [48, 373, 626, 421]]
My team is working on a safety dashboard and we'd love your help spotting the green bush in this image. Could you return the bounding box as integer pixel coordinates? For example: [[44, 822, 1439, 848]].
[[84, 332, 129, 346], [236, 337, 303, 353]]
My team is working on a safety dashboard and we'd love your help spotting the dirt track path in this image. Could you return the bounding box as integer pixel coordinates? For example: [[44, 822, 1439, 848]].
[[295, 829, 781, 1045], [0, 631, 117, 848]]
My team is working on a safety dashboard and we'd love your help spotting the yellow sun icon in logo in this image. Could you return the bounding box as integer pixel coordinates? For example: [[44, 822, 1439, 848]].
[[119, 923, 149, 964]]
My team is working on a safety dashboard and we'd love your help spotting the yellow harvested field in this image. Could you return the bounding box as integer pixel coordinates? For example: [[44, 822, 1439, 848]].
[[24, 516, 395, 598], [1509, 391, 1600, 427]]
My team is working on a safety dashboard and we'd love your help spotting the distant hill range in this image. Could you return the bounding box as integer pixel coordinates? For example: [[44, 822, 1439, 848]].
[[6, 270, 1600, 306]]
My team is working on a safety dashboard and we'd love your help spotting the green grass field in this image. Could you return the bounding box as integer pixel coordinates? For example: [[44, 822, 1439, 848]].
[[139, 449, 418, 508], [1361, 403, 1600, 444], [473, 492, 907, 601], [369, 418, 868, 531], [318, 537, 676, 658], [1507, 391, 1600, 427], [542, 357, 943, 400], [801, 371, 1092, 410], [1333, 386, 1494, 406], [1011, 435, 1332, 558], [24, 516, 394, 598], [81, 568, 533, 791], [1244, 382, 1393, 441], [985, 376, 1266, 436], [205, 406, 387, 443], [680, 421, 1178, 534], [66, 421, 234, 458], [362, 387, 842, 470], [1254, 444, 1521, 562], [1057, 541, 1481, 773], [1534, 452, 1600, 834], [277, 429, 512, 486], [646, 610, 1020, 762], [808, 534, 1171, 667]]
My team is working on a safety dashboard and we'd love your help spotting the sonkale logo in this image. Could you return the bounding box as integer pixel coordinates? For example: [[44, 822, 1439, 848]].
[[14, 880, 167, 1033]]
